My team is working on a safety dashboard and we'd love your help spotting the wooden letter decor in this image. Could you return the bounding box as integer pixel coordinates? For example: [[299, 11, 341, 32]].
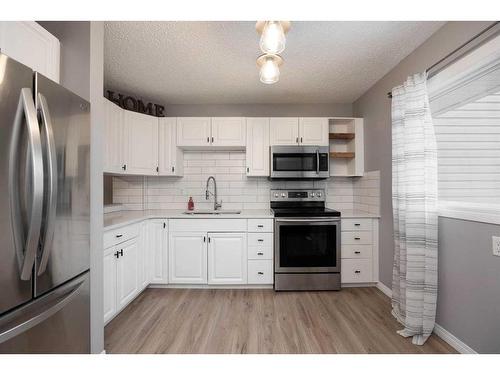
[[106, 90, 165, 117]]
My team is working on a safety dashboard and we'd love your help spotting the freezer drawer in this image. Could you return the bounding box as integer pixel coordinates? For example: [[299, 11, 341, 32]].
[[0, 271, 90, 353]]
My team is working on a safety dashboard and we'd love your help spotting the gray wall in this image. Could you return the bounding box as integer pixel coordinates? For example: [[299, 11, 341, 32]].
[[437, 217, 500, 353], [38, 22, 91, 101], [163, 103, 352, 117], [352, 21, 494, 288]]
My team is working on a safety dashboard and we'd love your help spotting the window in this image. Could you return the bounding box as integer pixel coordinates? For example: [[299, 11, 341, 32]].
[[428, 32, 500, 223]]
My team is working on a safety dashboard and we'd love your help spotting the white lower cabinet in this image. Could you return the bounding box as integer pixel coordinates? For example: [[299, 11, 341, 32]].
[[103, 247, 118, 324], [149, 220, 168, 284], [116, 238, 139, 311], [248, 260, 273, 284], [169, 232, 207, 284], [208, 233, 247, 284]]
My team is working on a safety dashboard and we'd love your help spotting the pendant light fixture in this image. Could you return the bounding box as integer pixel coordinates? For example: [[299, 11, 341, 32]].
[[257, 54, 283, 84], [255, 21, 290, 85]]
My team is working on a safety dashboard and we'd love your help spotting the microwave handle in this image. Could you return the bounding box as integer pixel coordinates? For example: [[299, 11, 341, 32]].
[[316, 149, 320, 174]]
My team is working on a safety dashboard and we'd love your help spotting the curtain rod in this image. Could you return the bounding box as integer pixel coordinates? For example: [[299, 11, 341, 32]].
[[387, 21, 500, 99]]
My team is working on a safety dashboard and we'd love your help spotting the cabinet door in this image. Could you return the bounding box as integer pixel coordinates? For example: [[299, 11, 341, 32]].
[[299, 118, 329, 146], [0, 21, 60, 83], [208, 233, 247, 284], [158, 117, 183, 176], [124, 110, 158, 175], [211, 117, 246, 147], [169, 232, 207, 284], [137, 221, 150, 290], [103, 99, 124, 173], [246, 118, 270, 176], [149, 220, 168, 284], [176, 117, 211, 147], [270, 118, 299, 145], [103, 247, 117, 324], [116, 238, 139, 311]]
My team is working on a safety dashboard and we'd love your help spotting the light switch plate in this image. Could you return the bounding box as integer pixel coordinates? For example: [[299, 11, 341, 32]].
[[492, 236, 500, 257]]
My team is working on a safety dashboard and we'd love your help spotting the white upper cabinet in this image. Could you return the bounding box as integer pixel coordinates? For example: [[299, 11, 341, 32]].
[[246, 118, 270, 176], [208, 233, 247, 285], [103, 99, 125, 174], [270, 118, 300, 145], [299, 118, 329, 146], [211, 117, 246, 147], [169, 232, 207, 284], [177, 117, 212, 147], [158, 117, 184, 176], [124, 110, 159, 175], [0, 21, 60, 83]]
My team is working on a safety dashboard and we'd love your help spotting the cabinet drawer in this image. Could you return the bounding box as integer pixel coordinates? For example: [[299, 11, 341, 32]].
[[104, 223, 140, 249], [341, 231, 372, 245], [342, 218, 372, 232], [248, 246, 273, 260], [248, 260, 273, 284], [247, 219, 273, 232], [248, 232, 273, 247], [341, 259, 372, 283], [341, 245, 372, 259]]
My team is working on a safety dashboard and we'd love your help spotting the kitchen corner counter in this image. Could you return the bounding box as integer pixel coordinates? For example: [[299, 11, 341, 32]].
[[339, 210, 380, 218], [104, 209, 275, 230]]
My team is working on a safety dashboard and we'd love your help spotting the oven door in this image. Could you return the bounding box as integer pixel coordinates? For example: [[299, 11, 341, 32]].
[[270, 146, 329, 179], [275, 218, 340, 273]]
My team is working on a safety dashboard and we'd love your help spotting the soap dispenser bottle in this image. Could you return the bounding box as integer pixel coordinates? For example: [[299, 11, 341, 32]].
[[188, 196, 194, 211]]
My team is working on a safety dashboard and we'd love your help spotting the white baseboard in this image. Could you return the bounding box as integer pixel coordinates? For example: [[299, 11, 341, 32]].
[[433, 324, 477, 354], [148, 284, 274, 290], [375, 281, 476, 354], [376, 281, 392, 298]]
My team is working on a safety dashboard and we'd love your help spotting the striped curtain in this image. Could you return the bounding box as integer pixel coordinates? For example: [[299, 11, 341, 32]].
[[391, 72, 438, 345]]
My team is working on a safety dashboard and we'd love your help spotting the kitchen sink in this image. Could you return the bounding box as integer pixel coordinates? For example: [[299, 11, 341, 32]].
[[183, 209, 242, 215]]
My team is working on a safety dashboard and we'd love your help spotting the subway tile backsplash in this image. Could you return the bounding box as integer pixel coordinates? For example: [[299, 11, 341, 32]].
[[112, 151, 380, 214]]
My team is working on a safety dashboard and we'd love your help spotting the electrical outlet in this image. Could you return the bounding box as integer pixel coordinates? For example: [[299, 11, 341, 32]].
[[492, 236, 500, 257]]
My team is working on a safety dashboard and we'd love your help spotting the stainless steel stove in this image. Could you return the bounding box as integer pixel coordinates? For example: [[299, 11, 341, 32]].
[[271, 189, 341, 291]]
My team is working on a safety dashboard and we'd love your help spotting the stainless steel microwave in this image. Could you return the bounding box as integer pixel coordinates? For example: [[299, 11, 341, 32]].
[[270, 145, 330, 179]]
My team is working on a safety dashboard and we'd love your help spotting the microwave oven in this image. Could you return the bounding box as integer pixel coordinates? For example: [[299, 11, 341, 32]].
[[270, 145, 330, 179]]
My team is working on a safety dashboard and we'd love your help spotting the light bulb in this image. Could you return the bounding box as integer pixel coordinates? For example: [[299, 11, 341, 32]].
[[259, 56, 280, 84], [259, 21, 286, 54]]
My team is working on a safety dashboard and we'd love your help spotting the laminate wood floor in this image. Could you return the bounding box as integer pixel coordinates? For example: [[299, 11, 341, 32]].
[[105, 287, 456, 354]]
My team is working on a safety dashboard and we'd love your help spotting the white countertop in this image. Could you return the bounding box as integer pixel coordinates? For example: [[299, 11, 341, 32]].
[[339, 210, 380, 218], [104, 209, 274, 230]]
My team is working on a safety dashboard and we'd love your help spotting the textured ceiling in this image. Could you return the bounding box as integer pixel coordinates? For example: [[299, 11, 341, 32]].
[[104, 21, 444, 105]]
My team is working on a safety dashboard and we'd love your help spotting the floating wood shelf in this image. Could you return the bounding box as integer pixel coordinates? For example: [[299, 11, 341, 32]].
[[330, 152, 355, 159], [329, 132, 355, 140]]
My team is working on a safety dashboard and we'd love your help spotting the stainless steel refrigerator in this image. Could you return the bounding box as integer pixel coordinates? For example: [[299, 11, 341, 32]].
[[0, 52, 90, 353]]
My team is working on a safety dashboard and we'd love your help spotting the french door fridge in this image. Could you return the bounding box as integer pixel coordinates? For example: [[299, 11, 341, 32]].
[[0, 52, 90, 353]]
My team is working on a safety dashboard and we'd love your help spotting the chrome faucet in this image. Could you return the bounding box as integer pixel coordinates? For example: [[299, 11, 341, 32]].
[[205, 176, 222, 210]]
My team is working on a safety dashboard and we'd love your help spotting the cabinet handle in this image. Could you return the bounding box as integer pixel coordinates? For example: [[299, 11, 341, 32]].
[[119, 249, 124, 257], [257, 225, 264, 228], [172, 166, 175, 172], [114, 251, 120, 259], [247, 167, 249, 173], [296, 137, 299, 144], [156, 166, 159, 173], [354, 223, 361, 226], [211, 136, 214, 143], [355, 270, 361, 274], [207, 137, 210, 143], [122, 164, 126, 171], [258, 272, 264, 275], [354, 251, 361, 254], [354, 237, 360, 240], [300, 137, 303, 143], [203, 236, 206, 242], [257, 252, 264, 256], [115, 234, 123, 238], [257, 239, 264, 242], [208, 237, 211, 243], [163, 222, 166, 229]]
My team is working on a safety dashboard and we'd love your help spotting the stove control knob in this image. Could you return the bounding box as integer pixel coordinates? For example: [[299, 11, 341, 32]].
[[316, 191, 322, 198], [310, 192, 315, 197], [274, 193, 279, 198], [281, 193, 286, 198]]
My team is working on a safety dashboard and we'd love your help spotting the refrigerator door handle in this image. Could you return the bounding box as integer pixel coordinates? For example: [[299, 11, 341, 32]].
[[36, 93, 58, 276], [0, 274, 86, 344], [9, 88, 44, 281]]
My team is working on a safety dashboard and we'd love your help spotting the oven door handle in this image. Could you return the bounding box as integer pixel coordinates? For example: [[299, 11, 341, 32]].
[[275, 218, 340, 222]]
